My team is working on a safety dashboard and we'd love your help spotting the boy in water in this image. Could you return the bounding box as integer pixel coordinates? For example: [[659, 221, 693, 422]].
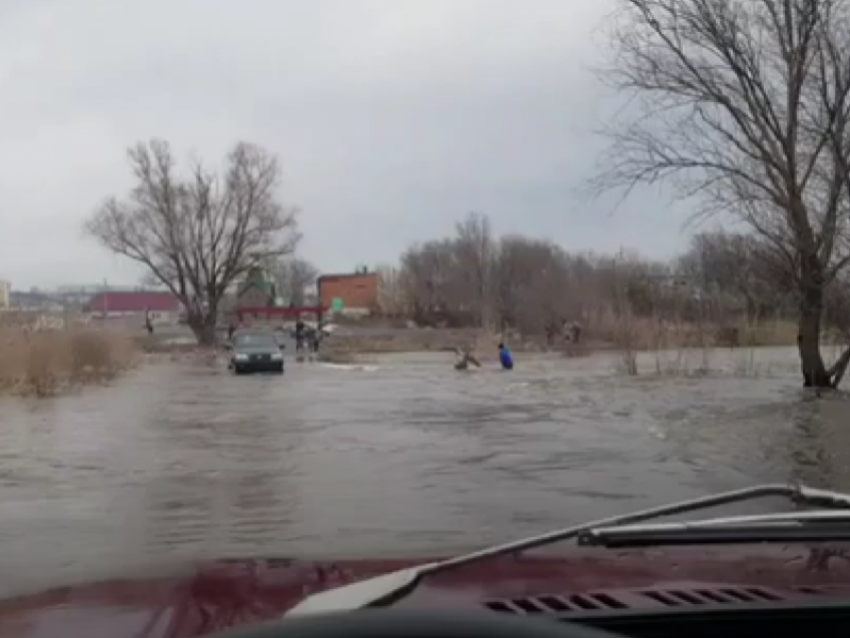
[[498, 343, 514, 370], [454, 348, 482, 371]]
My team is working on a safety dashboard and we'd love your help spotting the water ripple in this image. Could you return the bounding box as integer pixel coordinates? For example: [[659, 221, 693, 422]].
[[0, 347, 845, 597]]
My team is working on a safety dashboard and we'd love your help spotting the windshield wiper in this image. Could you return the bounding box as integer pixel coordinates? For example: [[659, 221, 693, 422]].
[[580, 524, 850, 547], [286, 483, 850, 616], [579, 511, 850, 548]]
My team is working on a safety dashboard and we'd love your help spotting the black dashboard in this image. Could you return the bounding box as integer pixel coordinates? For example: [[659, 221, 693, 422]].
[[482, 586, 850, 638], [550, 599, 850, 638]]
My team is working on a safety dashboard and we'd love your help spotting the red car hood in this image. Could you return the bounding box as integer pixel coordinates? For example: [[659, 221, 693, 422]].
[[2, 546, 850, 638]]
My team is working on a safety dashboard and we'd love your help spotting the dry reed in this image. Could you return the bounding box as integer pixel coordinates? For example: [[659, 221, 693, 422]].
[[596, 311, 800, 378], [0, 327, 138, 397]]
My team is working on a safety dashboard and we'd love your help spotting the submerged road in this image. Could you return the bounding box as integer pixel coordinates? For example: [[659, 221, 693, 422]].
[[1, 346, 848, 597]]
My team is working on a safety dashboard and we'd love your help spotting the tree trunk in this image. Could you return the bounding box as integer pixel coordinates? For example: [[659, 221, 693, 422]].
[[798, 260, 832, 388], [188, 312, 218, 347], [798, 313, 831, 387]]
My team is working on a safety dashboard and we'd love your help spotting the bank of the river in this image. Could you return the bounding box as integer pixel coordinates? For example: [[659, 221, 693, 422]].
[[316, 320, 804, 363], [135, 317, 806, 361]]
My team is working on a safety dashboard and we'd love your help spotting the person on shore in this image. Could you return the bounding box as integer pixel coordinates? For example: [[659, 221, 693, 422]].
[[307, 325, 321, 355], [569, 321, 582, 344], [498, 343, 514, 370], [295, 319, 305, 353]]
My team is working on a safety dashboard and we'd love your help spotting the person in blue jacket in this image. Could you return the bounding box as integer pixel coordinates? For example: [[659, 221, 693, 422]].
[[498, 342, 514, 370]]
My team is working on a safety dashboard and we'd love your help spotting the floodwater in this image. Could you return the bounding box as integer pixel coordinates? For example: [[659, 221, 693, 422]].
[[1, 346, 849, 597]]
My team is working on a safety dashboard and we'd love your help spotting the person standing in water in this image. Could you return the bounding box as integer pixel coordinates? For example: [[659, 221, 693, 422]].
[[453, 347, 482, 371], [498, 343, 514, 370]]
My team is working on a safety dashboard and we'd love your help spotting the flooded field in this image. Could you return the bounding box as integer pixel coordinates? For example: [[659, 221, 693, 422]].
[[1, 346, 849, 597]]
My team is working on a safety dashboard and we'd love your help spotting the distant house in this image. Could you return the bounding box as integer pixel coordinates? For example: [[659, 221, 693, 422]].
[[318, 269, 379, 317], [10, 290, 59, 312], [85, 291, 181, 323]]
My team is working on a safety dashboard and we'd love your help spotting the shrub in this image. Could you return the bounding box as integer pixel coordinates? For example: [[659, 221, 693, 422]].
[[0, 327, 137, 397]]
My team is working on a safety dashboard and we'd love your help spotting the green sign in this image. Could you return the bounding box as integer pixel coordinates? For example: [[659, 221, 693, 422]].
[[332, 297, 344, 312]]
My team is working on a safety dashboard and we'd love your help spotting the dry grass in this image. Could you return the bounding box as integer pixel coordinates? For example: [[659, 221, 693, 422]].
[[588, 310, 798, 351], [0, 327, 138, 397], [592, 311, 802, 378]]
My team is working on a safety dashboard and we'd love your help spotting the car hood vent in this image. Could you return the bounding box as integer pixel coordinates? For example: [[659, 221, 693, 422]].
[[641, 586, 782, 606], [485, 592, 629, 614], [483, 585, 797, 615]]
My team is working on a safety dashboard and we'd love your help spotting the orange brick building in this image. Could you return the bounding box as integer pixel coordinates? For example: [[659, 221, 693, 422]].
[[318, 271, 379, 316]]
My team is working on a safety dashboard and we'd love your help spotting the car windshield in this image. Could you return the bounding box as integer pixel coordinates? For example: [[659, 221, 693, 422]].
[[6, 1, 850, 636], [234, 333, 278, 348]]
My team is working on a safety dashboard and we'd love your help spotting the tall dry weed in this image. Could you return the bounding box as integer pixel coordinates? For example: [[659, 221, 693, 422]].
[[0, 327, 137, 397], [611, 309, 639, 375], [601, 310, 795, 378]]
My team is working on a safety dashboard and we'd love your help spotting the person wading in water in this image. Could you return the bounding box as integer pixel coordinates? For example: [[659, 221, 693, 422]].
[[498, 343, 514, 370], [453, 347, 482, 371]]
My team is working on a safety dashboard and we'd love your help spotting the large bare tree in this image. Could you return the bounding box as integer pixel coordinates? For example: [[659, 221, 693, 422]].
[[594, 0, 850, 387], [87, 139, 299, 345]]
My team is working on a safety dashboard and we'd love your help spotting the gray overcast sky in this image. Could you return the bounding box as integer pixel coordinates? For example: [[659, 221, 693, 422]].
[[0, 0, 693, 290]]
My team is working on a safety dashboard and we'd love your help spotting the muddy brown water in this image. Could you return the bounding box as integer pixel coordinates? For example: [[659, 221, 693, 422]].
[[1, 347, 849, 597]]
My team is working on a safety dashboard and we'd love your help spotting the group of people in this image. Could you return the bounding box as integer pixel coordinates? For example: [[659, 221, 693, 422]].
[[294, 319, 321, 354], [454, 343, 514, 371]]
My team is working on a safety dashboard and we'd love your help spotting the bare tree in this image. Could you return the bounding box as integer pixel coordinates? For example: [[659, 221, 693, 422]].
[[399, 240, 465, 325], [454, 212, 495, 328], [593, 0, 850, 387], [86, 139, 299, 345], [492, 236, 573, 338], [271, 257, 318, 306], [376, 265, 408, 317], [677, 232, 794, 320]]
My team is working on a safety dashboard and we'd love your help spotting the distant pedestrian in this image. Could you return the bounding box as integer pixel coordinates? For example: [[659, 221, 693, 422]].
[[569, 321, 582, 344], [144, 309, 154, 335], [498, 343, 514, 371], [227, 323, 236, 341], [308, 327, 321, 354], [295, 319, 306, 352]]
